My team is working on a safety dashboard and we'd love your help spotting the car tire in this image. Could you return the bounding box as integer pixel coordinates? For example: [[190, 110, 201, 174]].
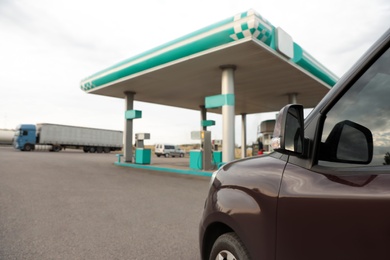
[[209, 232, 251, 260]]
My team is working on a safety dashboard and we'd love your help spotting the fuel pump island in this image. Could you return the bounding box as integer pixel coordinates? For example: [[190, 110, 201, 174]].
[[132, 130, 222, 171]]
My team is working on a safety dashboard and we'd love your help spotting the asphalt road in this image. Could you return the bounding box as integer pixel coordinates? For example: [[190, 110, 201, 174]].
[[0, 146, 210, 259]]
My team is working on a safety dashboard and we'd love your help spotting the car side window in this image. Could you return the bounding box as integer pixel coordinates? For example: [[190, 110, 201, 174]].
[[318, 47, 390, 167]]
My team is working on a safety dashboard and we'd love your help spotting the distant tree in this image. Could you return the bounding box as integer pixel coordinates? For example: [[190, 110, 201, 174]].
[[383, 152, 390, 165]]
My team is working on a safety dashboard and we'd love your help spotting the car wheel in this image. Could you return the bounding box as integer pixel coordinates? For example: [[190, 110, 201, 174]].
[[209, 232, 250, 260], [165, 153, 169, 158]]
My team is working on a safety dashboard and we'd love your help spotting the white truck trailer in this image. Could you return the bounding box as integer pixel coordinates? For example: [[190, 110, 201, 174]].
[[0, 129, 15, 145], [14, 123, 123, 153]]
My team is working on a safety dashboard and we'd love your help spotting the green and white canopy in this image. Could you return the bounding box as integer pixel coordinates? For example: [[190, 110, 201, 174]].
[[80, 9, 338, 114]]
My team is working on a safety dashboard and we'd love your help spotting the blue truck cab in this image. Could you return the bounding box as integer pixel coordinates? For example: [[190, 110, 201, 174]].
[[14, 124, 37, 151]]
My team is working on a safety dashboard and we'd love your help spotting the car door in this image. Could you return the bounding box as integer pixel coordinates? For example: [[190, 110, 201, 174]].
[[276, 40, 390, 260]]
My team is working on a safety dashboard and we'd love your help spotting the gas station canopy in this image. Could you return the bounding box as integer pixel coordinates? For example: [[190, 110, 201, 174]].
[[80, 9, 338, 115]]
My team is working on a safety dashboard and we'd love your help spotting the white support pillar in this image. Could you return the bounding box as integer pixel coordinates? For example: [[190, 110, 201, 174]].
[[220, 65, 236, 163], [124, 92, 135, 162], [241, 113, 247, 159], [288, 93, 298, 104]]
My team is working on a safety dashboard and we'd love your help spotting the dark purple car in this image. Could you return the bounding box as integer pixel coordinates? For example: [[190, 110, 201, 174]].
[[199, 28, 390, 260]]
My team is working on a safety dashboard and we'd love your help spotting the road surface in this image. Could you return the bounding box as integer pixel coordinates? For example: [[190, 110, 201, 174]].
[[0, 146, 210, 259]]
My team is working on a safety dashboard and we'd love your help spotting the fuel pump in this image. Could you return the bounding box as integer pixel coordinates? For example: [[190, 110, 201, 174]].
[[135, 133, 150, 148], [190, 130, 213, 170], [134, 133, 151, 164]]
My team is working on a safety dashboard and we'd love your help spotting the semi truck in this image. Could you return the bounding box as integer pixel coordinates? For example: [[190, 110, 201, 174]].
[[14, 123, 123, 153]]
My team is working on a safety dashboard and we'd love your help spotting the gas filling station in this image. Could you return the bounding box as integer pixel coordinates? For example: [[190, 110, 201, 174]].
[[80, 9, 338, 175]]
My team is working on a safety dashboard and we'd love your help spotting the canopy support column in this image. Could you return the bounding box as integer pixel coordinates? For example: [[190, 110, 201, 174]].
[[288, 93, 298, 104], [124, 92, 135, 162], [241, 113, 247, 159], [220, 65, 236, 163], [200, 105, 207, 131]]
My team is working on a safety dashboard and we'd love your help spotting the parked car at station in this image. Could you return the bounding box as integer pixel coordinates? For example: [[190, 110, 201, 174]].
[[199, 28, 390, 260], [155, 144, 185, 157]]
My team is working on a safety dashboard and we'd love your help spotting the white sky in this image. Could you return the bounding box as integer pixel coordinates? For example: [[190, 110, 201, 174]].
[[1, 0, 389, 145]]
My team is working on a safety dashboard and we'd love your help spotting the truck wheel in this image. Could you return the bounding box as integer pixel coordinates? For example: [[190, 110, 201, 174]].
[[24, 143, 32, 152], [53, 146, 61, 152], [96, 147, 103, 153], [103, 147, 110, 153], [157, 154, 161, 157], [209, 232, 251, 260], [89, 147, 96, 153], [83, 147, 89, 153]]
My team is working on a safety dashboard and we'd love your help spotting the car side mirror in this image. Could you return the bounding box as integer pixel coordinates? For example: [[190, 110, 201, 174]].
[[271, 104, 305, 156], [319, 120, 373, 164]]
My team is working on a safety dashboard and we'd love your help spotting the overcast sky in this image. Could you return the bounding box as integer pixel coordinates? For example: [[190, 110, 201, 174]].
[[1, 0, 389, 145]]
